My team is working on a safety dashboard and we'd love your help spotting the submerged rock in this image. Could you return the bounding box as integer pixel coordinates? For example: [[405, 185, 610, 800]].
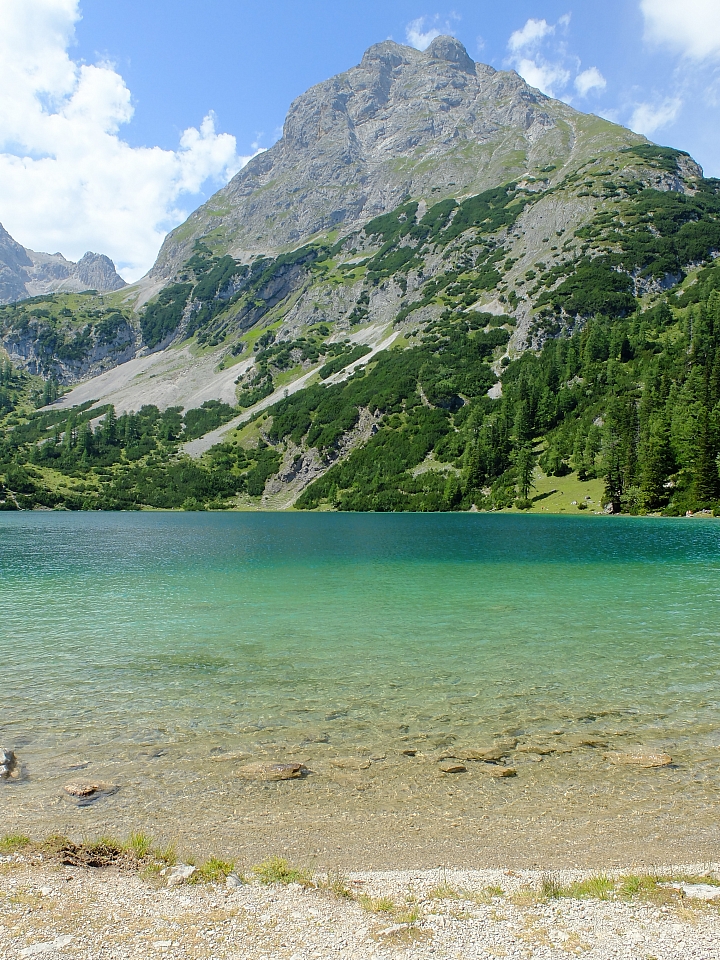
[[330, 757, 371, 770], [238, 762, 307, 781], [516, 744, 556, 756], [439, 761, 467, 774], [461, 747, 508, 762], [0, 747, 19, 780], [62, 781, 119, 805], [488, 766, 517, 778], [605, 752, 672, 768]]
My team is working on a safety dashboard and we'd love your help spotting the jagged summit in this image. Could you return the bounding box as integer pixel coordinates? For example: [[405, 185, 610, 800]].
[[152, 36, 641, 280], [0, 222, 126, 304], [426, 35, 477, 71]]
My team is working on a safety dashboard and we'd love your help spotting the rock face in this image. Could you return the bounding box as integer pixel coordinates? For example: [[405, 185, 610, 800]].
[[153, 36, 634, 279], [0, 223, 126, 304]]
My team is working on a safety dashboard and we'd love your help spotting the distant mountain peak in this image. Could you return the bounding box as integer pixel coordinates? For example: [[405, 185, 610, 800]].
[[0, 226, 126, 304]]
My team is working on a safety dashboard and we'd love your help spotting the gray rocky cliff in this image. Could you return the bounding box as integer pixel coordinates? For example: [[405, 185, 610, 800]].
[[0, 223, 126, 304], [152, 37, 603, 279]]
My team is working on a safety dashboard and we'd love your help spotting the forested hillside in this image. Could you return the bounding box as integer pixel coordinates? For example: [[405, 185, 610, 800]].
[[1, 39, 719, 517], [2, 254, 719, 515]]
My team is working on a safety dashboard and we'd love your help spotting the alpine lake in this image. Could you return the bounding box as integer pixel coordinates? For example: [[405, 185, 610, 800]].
[[2, 512, 719, 871]]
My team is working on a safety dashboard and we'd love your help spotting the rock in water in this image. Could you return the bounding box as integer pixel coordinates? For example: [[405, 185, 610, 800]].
[[439, 761, 467, 774], [330, 757, 371, 770], [62, 781, 119, 804], [0, 747, 19, 779], [63, 782, 100, 797], [238, 761, 306, 781], [461, 746, 509, 762], [488, 766, 517, 778], [605, 752, 672, 768]]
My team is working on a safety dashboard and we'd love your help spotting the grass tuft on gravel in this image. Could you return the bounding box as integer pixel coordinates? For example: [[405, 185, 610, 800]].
[[251, 857, 312, 886], [0, 834, 31, 853], [191, 858, 236, 884]]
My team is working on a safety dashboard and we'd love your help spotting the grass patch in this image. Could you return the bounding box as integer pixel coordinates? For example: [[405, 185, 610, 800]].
[[126, 832, 153, 859], [359, 894, 397, 913], [427, 881, 463, 900], [0, 834, 31, 853], [190, 857, 235, 884], [323, 868, 354, 900], [619, 874, 659, 898], [251, 856, 312, 886]]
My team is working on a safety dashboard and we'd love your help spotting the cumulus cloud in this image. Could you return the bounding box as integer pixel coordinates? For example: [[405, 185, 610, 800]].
[[0, 0, 257, 282], [506, 16, 605, 102], [405, 15, 457, 51], [508, 18, 554, 54], [629, 97, 683, 136], [575, 66, 607, 97], [640, 0, 720, 60], [516, 59, 571, 98]]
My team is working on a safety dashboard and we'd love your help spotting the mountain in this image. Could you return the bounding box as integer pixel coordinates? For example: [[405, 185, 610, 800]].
[[1, 38, 720, 517], [152, 36, 648, 279], [0, 223, 126, 304]]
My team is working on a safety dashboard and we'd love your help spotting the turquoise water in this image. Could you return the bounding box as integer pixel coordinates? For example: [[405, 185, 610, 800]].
[[2, 513, 720, 867]]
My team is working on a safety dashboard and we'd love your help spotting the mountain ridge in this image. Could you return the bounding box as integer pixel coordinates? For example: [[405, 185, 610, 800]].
[[0, 222, 126, 305]]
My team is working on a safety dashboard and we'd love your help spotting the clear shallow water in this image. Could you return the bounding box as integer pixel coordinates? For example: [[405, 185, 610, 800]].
[[2, 512, 720, 868]]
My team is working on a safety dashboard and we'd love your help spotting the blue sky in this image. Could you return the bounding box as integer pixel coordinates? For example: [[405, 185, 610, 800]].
[[1, 1, 719, 280]]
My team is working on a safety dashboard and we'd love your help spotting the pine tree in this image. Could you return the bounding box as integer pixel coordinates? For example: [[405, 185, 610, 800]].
[[513, 444, 536, 501]]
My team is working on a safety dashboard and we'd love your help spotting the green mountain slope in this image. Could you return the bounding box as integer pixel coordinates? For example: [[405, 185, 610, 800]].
[[1, 39, 719, 515]]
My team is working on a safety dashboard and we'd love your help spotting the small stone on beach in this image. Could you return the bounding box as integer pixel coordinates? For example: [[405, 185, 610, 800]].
[[166, 864, 197, 886], [488, 766, 517, 778], [439, 762, 467, 774]]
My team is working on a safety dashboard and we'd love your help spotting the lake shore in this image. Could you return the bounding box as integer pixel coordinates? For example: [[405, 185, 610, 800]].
[[3, 853, 719, 960]]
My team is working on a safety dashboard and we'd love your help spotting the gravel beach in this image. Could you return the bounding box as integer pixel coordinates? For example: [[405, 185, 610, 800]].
[[2, 856, 719, 959]]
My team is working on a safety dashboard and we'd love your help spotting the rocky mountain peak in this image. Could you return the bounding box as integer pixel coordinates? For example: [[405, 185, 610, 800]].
[[426, 35, 476, 72], [150, 37, 644, 281], [0, 224, 126, 304]]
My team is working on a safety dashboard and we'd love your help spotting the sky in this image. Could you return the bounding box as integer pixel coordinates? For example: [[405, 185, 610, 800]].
[[1, 1, 719, 282]]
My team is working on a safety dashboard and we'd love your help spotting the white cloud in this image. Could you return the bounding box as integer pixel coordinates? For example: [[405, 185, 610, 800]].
[[629, 97, 683, 136], [506, 17, 607, 101], [575, 66, 607, 97], [640, 0, 720, 60], [406, 17, 443, 51], [516, 59, 571, 98], [0, 0, 257, 282], [508, 18, 554, 53]]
